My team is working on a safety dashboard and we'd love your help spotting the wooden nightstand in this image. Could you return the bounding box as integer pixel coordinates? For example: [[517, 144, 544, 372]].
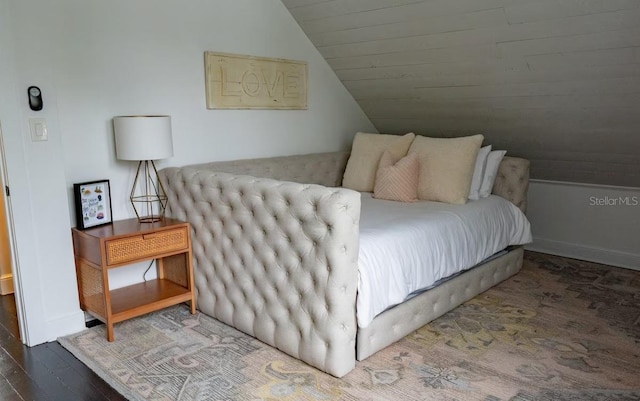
[[71, 218, 196, 341]]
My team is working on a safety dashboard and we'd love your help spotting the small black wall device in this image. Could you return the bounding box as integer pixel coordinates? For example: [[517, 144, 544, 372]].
[[28, 86, 43, 111]]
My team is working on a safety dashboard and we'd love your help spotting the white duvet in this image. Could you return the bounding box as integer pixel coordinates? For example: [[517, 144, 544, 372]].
[[356, 193, 532, 328]]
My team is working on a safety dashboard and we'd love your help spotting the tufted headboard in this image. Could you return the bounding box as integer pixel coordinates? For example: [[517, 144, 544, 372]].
[[492, 156, 530, 213], [181, 151, 351, 188], [168, 152, 530, 213]]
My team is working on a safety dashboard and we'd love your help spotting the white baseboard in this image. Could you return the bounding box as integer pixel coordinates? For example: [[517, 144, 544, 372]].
[[527, 238, 640, 271], [45, 310, 86, 342]]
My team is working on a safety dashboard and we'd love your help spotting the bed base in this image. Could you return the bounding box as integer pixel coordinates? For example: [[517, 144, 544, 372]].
[[356, 246, 524, 360]]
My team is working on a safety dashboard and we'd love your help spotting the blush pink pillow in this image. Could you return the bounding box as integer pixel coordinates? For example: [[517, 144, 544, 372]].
[[373, 151, 419, 202]]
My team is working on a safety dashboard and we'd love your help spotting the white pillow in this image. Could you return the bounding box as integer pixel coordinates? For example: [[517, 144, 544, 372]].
[[468, 145, 492, 200], [479, 150, 507, 198]]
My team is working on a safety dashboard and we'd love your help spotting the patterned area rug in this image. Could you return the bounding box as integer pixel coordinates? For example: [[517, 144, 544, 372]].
[[59, 252, 640, 400]]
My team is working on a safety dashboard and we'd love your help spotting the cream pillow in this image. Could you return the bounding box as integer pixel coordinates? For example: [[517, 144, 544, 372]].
[[343, 132, 416, 192], [468, 145, 492, 200], [479, 150, 507, 198], [409, 134, 484, 204], [373, 151, 419, 202]]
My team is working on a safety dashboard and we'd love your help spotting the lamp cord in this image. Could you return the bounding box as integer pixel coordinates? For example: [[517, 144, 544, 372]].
[[143, 260, 154, 281]]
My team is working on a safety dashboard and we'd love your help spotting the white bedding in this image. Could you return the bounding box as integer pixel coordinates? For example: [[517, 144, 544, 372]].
[[357, 193, 532, 328]]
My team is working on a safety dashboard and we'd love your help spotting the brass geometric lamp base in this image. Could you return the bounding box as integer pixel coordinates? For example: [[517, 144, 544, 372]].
[[130, 160, 167, 223]]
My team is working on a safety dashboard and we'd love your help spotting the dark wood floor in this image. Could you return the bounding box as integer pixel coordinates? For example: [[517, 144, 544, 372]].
[[0, 294, 125, 401]]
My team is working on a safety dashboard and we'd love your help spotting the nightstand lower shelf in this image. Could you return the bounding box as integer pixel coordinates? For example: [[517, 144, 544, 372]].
[[84, 278, 193, 323], [110, 279, 192, 322]]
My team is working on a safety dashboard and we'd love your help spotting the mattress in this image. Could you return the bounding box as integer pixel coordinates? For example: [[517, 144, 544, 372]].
[[356, 193, 532, 328]]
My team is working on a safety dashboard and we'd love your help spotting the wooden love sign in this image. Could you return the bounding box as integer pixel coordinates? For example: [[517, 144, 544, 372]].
[[204, 51, 308, 110]]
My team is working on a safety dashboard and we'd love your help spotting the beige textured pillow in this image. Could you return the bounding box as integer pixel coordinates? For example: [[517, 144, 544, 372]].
[[343, 132, 416, 192], [373, 151, 419, 202], [409, 134, 484, 204]]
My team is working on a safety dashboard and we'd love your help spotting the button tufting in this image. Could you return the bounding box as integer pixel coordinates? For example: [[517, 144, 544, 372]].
[[160, 154, 398, 375]]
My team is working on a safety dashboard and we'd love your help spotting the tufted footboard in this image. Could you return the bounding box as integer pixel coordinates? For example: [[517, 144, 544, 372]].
[[160, 166, 361, 377]]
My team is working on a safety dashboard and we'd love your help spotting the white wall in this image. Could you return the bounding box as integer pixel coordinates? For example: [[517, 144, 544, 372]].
[[0, 0, 374, 345], [0, 0, 51, 345], [527, 180, 640, 270]]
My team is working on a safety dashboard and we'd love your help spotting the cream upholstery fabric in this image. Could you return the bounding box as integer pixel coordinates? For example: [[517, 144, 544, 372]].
[[492, 156, 530, 212], [342, 132, 415, 192], [158, 151, 530, 377], [409, 134, 484, 204], [357, 246, 523, 360], [160, 168, 361, 377], [186, 151, 350, 187]]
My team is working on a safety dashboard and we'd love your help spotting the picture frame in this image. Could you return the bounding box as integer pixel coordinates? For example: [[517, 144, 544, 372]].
[[73, 179, 113, 230]]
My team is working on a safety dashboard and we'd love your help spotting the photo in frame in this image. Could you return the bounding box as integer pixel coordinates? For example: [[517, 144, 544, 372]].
[[73, 179, 113, 230]]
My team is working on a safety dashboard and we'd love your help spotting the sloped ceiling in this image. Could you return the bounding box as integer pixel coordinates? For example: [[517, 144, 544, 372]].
[[282, 0, 640, 187]]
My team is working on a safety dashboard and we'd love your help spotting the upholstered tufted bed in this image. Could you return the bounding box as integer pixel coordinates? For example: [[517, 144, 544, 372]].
[[159, 151, 530, 377]]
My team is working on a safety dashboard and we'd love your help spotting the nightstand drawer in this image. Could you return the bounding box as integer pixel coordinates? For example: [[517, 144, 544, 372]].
[[105, 227, 189, 265]]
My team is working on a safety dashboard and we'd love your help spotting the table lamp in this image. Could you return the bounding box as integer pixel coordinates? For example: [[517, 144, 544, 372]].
[[113, 115, 173, 222]]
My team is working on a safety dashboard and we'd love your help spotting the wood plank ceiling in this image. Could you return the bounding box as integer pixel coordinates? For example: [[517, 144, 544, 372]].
[[282, 0, 640, 187]]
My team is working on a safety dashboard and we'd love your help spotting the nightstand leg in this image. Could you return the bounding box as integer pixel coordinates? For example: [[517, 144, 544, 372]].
[[107, 323, 114, 342], [156, 258, 165, 279]]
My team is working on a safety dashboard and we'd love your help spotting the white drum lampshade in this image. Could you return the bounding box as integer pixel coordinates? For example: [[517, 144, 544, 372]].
[[113, 115, 173, 222]]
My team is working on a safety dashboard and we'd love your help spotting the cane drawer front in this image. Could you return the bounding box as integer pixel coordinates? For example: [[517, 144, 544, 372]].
[[105, 227, 189, 266]]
